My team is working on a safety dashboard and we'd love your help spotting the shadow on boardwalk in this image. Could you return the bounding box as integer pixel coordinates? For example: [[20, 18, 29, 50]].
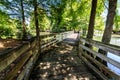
[[29, 43, 97, 80]]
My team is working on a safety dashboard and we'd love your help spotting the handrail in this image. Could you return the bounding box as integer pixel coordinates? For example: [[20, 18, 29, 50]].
[[80, 38, 120, 57], [79, 44, 120, 69], [78, 37, 120, 80], [0, 31, 74, 80]]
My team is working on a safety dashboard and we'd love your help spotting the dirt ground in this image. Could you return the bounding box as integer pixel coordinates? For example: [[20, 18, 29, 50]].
[[0, 39, 22, 52]]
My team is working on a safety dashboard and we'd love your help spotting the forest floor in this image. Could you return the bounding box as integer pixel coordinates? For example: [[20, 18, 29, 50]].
[[0, 39, 22, 53]]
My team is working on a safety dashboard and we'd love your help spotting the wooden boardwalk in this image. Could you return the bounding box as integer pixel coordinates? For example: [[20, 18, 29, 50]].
[[29, 33, 98, 80], [1, 32, 119, 80], [63, 33, 78, 46]]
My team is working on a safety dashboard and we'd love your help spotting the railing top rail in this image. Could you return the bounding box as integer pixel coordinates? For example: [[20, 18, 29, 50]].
[[40, 31, 74, 38], [0, 31, 73, 56], [80, 37, 120, 57], [40, 33, 56, 38]]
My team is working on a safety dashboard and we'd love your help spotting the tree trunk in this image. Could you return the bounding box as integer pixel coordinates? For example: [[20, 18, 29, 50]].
[[34, 0, 40, 51], [86, 0, 97, 40], [34, 0, 39, 37], [97, 0, 117, 65], [85, 0, 97, 48], [102, 0, 117, 43], [20, 0, 27, 40]]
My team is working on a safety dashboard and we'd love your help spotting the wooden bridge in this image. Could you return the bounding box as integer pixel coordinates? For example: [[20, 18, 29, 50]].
[[0, 31, 120, 80]]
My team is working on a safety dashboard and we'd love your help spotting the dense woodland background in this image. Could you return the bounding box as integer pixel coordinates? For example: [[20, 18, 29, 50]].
[[0, 0, 120, 42]]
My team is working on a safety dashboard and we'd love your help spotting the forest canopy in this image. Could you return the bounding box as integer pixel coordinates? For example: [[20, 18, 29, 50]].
[[0, 0, 120, 39]]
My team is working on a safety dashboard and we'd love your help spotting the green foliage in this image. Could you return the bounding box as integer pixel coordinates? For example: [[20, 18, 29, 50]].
[[29, 7, 50, 33], [0, 0, 119, 38], [95, 17, 104, 31], [96, 0, 104, 15], [61, 0, 90, 31], [114, 10, 120, 31], [47, 0, 68, 32], [0, 10, 19, 38], [94, 0, 104, 31]]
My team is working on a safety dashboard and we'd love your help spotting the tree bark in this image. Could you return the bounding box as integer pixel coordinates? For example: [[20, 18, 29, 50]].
[[85, 0, 97, 49], [84, 0, 97, 57], [102, 0, 117, 43], [34, 0, 39, 37], [97, 0, 117, 66], [86, 0, 97, 40], [20, 0, 27, 40], [34, 0, 40, 51]]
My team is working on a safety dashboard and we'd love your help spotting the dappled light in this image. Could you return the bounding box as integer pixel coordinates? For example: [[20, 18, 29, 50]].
[[30, 43, 96, 80], [58, 45, 73, 54], [0, 43, 4, 49], [0, 39, 21, 52]]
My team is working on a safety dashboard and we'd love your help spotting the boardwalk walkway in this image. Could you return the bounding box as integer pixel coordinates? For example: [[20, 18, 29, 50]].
[[29, 33, 97, 80]]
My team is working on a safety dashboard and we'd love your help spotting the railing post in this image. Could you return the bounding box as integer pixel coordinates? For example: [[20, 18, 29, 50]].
[[61, 33, 63, 41], [77, 31, 83, 58]]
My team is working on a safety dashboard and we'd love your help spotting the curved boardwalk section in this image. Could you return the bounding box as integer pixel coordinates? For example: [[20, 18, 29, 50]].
[[29, 43, 97, 80]]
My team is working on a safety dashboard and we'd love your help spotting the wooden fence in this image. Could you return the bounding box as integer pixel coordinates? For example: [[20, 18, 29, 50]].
[[0, 31, 73, 80], [78, 35, 120, 80]]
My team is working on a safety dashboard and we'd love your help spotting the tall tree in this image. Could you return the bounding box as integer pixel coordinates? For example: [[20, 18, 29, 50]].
[[102, 0, 117, 43], [97, 0, 117, 65], [0, 0, 32, 39], [34, 0, 39, 37], [86, 0, 97, 40], [34, 0, 40, 51], [20, 0, 27, 39], [48, 0, 68, 32], [85, 0, 97, 49]]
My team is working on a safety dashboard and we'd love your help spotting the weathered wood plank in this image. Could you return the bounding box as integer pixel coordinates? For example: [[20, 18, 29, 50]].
[[79, 44, 120, 69], [82, 51, 120, 79], [4, 50, 32, 80], [40, 33, 56, 39], [0, 43, 30, 72], [81, 56, 109, 80], [80, 38, 120, 57], [17, 50, 38, 80], [41, 40, 58, 49]]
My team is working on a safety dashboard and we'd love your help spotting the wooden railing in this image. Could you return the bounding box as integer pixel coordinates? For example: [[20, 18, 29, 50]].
[[78, 35, 120, 80], [0, 31, 73, 80]]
